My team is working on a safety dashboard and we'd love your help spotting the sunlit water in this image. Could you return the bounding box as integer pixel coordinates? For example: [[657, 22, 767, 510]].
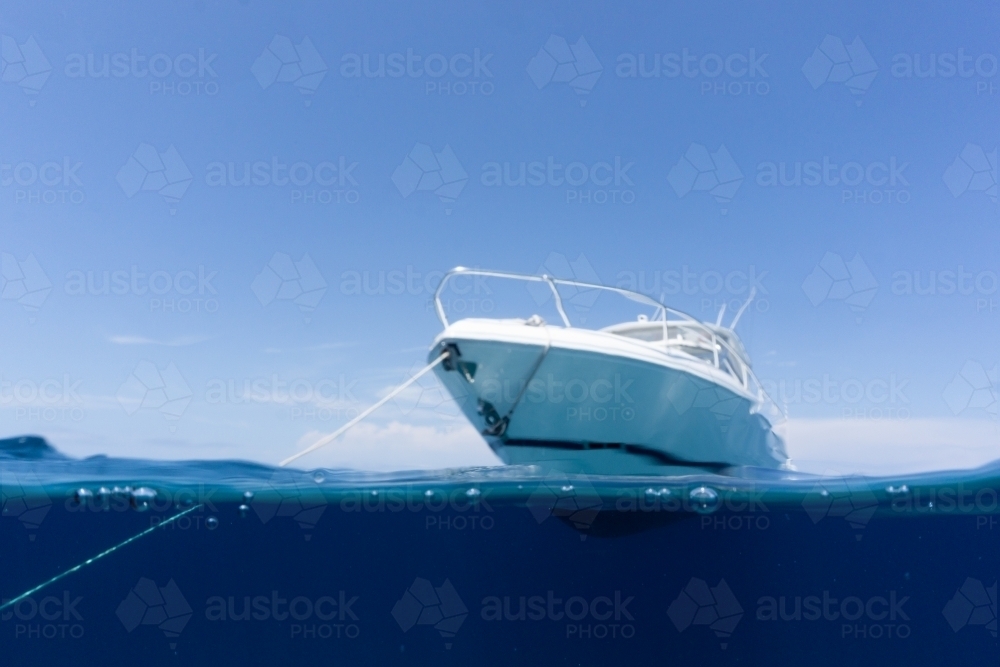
[[1, 435, 997, 664]]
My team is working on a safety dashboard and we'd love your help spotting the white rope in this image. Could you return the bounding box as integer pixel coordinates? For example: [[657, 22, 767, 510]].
[[0, 503, 204, 614], [278, 351, 450, 468]]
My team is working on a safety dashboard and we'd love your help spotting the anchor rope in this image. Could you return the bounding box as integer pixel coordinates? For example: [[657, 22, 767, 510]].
[[0, 503, 204, 614], [278, 350, 451, 467]]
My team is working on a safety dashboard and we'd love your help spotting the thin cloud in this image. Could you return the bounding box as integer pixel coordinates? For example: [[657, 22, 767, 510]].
[[304, 341, 358, 351], [109, 334, 211, 347], [261, 342, 359, 354]]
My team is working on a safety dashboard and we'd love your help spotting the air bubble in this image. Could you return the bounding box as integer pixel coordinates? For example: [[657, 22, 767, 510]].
[[689, 486, 720, 514], [886, 484, 910, 496], [130, 487, 157, 512], [242, 491, 254, 502], [561, 485, 574, 493], [206, 516, 219, 529], [313, 471, 325, 484], [239, 504, 250, 518], [370, 490, 379, 497], [73, 488, 94, 504], [465, 488, 481, 498], [424, 490, 435, 498]]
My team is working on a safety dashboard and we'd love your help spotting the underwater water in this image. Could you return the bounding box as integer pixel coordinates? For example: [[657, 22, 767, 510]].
[[1, 435, 997, 664]]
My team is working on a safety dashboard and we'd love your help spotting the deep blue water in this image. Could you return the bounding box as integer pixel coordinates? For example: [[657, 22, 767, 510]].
[[1, 435, 997, 664]]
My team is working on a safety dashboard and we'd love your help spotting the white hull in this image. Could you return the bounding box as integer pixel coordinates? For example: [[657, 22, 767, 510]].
[[430, 318, 789, 474]]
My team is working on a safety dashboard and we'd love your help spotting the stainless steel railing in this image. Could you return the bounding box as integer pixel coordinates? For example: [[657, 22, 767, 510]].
[[432, 266, 783, 418]]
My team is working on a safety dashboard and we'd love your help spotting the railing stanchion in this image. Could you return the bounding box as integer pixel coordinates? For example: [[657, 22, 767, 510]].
[[544, 275, 572, 327]]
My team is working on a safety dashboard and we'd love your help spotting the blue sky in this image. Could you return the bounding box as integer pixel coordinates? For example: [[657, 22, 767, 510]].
[[0, 1, 997, 473]]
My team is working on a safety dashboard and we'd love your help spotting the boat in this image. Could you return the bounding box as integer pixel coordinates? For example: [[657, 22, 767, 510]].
[[428, 267, 790, 475]]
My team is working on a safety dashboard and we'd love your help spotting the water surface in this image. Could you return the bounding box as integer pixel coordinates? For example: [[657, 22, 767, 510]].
[[1, 435, 997, 664]]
